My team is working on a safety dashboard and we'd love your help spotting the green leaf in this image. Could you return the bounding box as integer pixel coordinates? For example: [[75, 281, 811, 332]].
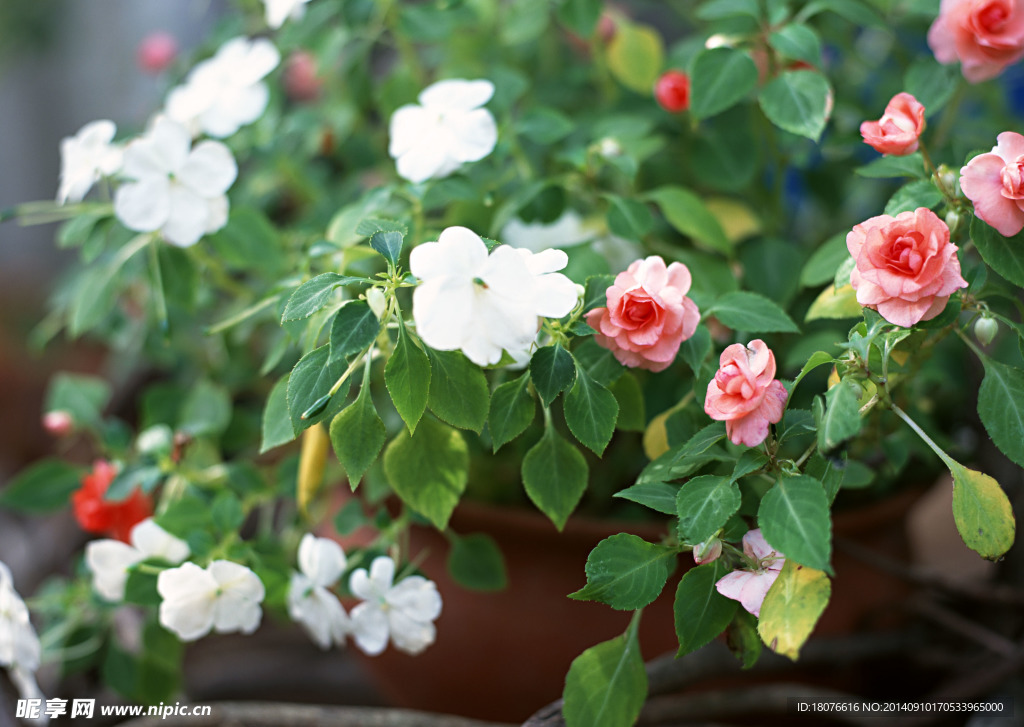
[[334, 499, 369, 535], [689, 47, 759, 121], [639, 422, 727, 485], [817, 378, 861, 452], [583, 274, 616, 312], [674, 561, 738, 656], [370, 230, 404, 268], [680, 325, 712, 373], [563, 615, 647, 727], [805, 284, 863, 321], [614, 482, 678, 515], [757, 560, 831, 660], [488, 373, 536, 452], [646, 186, 731, 255], [501, 0, 550, 45], [45, 373, 111, 429], [288, 345, 350, 432], [178, 380, 232, 438], [105, 464, 162, 501], [739, 237, 803, 307], [731, 449, 769, 481], [769, 24, 822, 67], [854, 153, 926, 179], [705, 291, 800, 333], [329, 301, 380, 363], [518, 107, 575, 144], [971, 215, 1024, 288], [447, 532, 508, 591], [789, 351, 835, 395], [355, 218, 408, 238], [884, 179, 944, 216], [609, 373, 645, 432], [572, 338, 623, 386], [522, 426, 588, 531], [330, 380, 386, 489], [207, 206, 286, 275], [800, 233, 849, 287], [557, 0, 602, 37], [530, 344, 576, 406], [949, 461, 1016, 560], [606, 195, 653, 240], [384, 321, 431, 433], [427, 349, 490, 433], [904, 56, 959, 115], [726, 609, 762, 669], [978, 357, 1024, 468], [696, 0, 759, 19], [676, 475, 741, 544], [758, 475, 833, 573], [606, 21, 664, 94], [383, 417, 468, 531], [211, 491, 244, 534], [570, 533, 676, 610], [564, 366, 619, 455], [758, 70, 832, 141], [798, 0, 885, 28], [0, 460, 84, 512], [282, 273, 367, 322], [260, 376, 295, 454]]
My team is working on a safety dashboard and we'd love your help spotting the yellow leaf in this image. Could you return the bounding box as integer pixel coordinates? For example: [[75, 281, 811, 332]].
[[826, 366, 840, 389], [805, 284, 862, 321], [298, 423, 330, 514], [607, 22, 665, 94], [705, 198, 761, 243], [757, 560, 831, 661], [642, 395, 691, 460], [950, 461, 1016, 560]]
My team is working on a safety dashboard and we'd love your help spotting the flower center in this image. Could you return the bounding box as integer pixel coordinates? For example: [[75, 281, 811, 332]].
[[623, 293, 657, 325], [716, 363, 755, 399], [1001, 157, 1024, 198], [976, 1, 1010, 33], [886, 232, 924, 274]]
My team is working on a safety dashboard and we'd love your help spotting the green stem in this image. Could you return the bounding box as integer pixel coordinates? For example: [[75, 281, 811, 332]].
[[206, 294, 283, 335], [328, 343, 375, 397], [932, 80, 967, 150], [148, 239, 169, 334], [891, 403, 956, 470]]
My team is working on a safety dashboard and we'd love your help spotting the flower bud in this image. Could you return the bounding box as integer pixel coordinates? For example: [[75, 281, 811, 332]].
[[693, 538, 722, 565], [938, 165, 958, 193], [366, 287, 388, 319], [137, 32, 178, 74], [944, 209, 962, 234], [974, 316, 999, 346], [597, 13, 616, 43], [43, 410, 74, 437], [596, 137, 622, 158], [136, 424, 174, 456], [654, 70, 690, 113], [284, 51, 322, 102], [574, 283, 586, 298]]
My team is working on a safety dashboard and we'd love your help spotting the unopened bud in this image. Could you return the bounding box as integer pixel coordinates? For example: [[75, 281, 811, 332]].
[[366, 287, 387, 319], [597, 13, 616, 43], [938, 165, 958, 193], [974, 316, 999, 346], [574, 283, 586, 298], [283, 50, 322, 102], [137, 424, 174, 456], [693, 538, 722, 565], [705, 34, 738, 50], [596, 137, 621, 158], [43, 410, 74, 437], [137, 32, 178, 74], [944, 209, 962, 234]]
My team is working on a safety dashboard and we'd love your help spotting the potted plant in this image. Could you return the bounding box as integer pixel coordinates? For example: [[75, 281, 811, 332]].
[[1, 0, 1022, 725]]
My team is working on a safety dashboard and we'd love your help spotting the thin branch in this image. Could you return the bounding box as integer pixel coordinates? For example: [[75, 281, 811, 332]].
[[118, 703, 518, 727]]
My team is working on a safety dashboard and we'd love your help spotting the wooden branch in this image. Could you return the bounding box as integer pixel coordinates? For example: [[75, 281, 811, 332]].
[[116, 703, 519, 727], [909, 597, 1018, 657]]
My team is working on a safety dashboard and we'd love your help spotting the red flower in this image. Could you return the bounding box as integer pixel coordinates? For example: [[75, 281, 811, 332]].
[[72, 461, 152, 543]]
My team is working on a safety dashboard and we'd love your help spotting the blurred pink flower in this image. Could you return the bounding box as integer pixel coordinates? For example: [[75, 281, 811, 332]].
[[137, 32, 178, 74], [715, 529, 785, 618], [928, 0, 1024, 82]]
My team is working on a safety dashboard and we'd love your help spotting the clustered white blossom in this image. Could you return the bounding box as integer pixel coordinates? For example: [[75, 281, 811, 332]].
[[86, 518, 190, 602], [263, 0, 314, 28], [389, 79, 498, 183], [410, 226, 579, 366], [157, 560, 265, 641], [285, 535, 442, 656], [0, 562, 47, 722], [113, 117, 237, 248], [56, 120, 123, 204], [165, 36, 280, 139]]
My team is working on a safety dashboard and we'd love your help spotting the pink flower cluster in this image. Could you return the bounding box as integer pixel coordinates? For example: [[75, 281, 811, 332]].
[[961, 131, 1024, 236], [704, 340, 789, 448], [928, 0, 1024, 83], [846, 208, 968, 328]]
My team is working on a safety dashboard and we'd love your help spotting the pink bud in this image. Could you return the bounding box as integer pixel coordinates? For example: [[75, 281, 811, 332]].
[[284, 51, 322, 103], [597, 13, 616, 43], [43, 410, 74, 437], [137, 32, 178, 74], [693, 538, 722, 565]]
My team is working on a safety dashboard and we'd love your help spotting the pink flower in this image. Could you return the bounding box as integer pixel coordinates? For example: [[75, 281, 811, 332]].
[[715, 529, 784, 618], [137, 32, 178, 74], [859, 93, 926, 156], [584, 256, 700, 373], [846, 208, 968, 327], [704, 340, 788, 448], [960, 131, 1024, 236], [928, 0, 1024, 83]]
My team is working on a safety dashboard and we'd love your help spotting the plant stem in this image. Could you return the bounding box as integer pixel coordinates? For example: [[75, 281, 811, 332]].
[[890, 403, 955, 470], [206, 294, 282, 335]]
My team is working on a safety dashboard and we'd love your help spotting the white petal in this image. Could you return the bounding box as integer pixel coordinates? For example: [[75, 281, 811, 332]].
[[297, 534, 346, 588], [212, 592, 263, 634], [410, 227, 488, 281], [349, 556, 395, 600], [349, 602, 389, 655], [202, 84, 269, 138], [419, 79, 494, 110], [531, 271, 578, 319], [78, 120, 117, 147], [114, 178, 171, 232], [387, 576, 442, 622], [162, 183, 210, 247], [130, 519, 190, 564], [85, 540, 143, 602], [208, 560, 266, 601], [387, 609, 436, 655], [395, 143, 451, 184], [288, 578, 350, 649], [522, 248, 569, 275], [178, 141, 237, 197], [446, 108, 498, 162], [388, 105, 432, 158], [126, 118, 191, 178], [412, 279, 475, 351], [157, 563, 217, 641], [204, 195, 230, 236], [236, 38, 281, 83]]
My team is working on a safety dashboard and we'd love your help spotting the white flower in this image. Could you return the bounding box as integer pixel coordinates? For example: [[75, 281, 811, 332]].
[[0, 562, 46, 719], [411, 226, 578, 366], [264, 0, 313, 28], [157, 560, 264, 641], [389, 79, 498, 183], [287, 534, 351, 650], [165, 36, 280, 138], [501, 211, 599, 253], [348, 556, 442, 656], [113, 117, 237, 247], [57, 120, 123, 204], [86, 518, 190, 602]]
